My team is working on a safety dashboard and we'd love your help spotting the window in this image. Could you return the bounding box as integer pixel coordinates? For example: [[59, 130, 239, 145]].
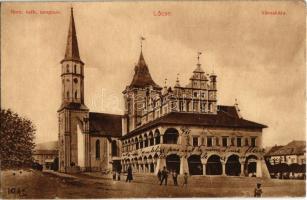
[[139, 140, 143, 148], [222, 137, 228, 147], [66, 91, 69, 98], [74, 65, 77, 73], [179, 101, 184, 111], [207, 137, 212, 147], [209, 103, 212, 112], [95, 140, 100, 159], [201, 92, 205, 98], [73, 78, 78, 83], [193, 92, 198, 97], [156, 136, 160, 144], [251, 137, 256, 147], [75, 91, 77, 99], [237, 137, 242, 147], [66, 64, 69, 73], [193, 102, 198, 111], [150, 137, 154, 146], [163, 128, 179, 144], [193, 137, 198, 147], [135, 140, 139, 150], [200, 102, 206, 112]]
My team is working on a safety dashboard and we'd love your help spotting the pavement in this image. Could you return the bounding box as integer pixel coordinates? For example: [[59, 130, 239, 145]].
[[1, 169, 305, 198]]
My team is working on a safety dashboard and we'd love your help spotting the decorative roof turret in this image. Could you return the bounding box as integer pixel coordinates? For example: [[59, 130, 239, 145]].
[[193, 52, 205, 73], [175, 73, 181, 88]]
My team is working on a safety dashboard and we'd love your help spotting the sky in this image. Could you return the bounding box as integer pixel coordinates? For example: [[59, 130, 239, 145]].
[[1, 1, 305, 147]]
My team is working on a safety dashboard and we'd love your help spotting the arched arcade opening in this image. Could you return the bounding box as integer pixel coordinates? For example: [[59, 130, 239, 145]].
[[226, 155, 241, 176], [206, 155, 222, 175], [166, 154, 180, 173], [188, 155, 203, 175]]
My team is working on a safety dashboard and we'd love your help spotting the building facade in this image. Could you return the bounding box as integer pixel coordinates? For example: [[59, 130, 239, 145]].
[[33, 150, 58, 170], [58, 9, 270, 178], [265, 141, 306, 179], [120, 51, 269, 177]]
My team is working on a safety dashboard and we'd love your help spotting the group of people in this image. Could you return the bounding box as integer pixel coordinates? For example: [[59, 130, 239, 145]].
[[157, 167, 189, 187], [113, 165, 263, 197], [112, 165, 133, 182]]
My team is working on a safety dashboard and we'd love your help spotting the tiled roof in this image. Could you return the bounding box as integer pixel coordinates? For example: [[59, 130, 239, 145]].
[[122, 105, 267, 139], [89, 112, 123, 138], [265, 145, 283, 156], [265, 140, 306, 156], [33, 150, 58, 155], [58, 102, 89, 112], [128, 51, 161, 89]]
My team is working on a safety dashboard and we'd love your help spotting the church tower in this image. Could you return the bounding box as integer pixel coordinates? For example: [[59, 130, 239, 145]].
[[122, 42, 162, 133], [58, 8, 91, 172]]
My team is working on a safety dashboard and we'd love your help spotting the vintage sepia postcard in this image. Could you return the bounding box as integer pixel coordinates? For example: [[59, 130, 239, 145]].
[[0, 1, 306, 198]]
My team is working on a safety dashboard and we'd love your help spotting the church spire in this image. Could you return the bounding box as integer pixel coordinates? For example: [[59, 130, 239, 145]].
[[61, 7, 83, 64]]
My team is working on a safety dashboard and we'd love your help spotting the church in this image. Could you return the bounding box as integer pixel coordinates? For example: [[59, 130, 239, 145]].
[[58, 8, 270, 178]]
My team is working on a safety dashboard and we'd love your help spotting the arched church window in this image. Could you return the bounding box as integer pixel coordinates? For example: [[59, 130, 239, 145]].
[[67, 91, 69, 98], [74, 65, 77, 73], [66, 64, 69, 73], [96, 140, 100, 159], [75, 91, 78, 99]]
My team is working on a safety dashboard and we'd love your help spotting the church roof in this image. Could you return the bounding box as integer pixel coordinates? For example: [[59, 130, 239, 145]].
[[61, 8, 83, 64], [89, 112, 123, 138], [57, 102, 89, 112], [122, 105, 267, 139], [128, 51, 161, 89]]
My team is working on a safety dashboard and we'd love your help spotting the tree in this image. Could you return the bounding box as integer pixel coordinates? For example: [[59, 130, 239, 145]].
[[0, 109, 36, 169]]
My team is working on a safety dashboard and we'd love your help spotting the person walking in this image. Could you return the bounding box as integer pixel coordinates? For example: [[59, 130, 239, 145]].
[[254, 183, 263, 197], [126, 165, 133, 183], [112, 171, 116, 180], [157, 169, 162, 183], [183, 172, 188, 187], [160, 167, 168, 186], [172, 170, 178, 186], [117, 171, 121, 181]]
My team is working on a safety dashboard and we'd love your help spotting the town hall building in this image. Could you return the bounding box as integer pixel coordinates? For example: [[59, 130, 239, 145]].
[[58, 8, 270, 178]]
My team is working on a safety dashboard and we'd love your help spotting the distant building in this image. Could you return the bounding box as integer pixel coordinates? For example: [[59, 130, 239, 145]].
[[33, 149, 58, 170], [265, 140, 306, 179]]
